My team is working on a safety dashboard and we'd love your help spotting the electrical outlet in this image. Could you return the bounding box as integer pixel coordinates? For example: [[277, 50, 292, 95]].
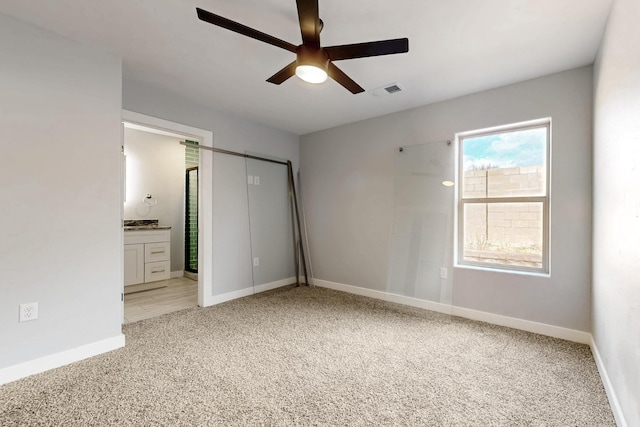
[[254, 176, 260, 185], [440, 267, 448, 279], [253, 257, 260, 267], [247, 175, 254, 185], [19, 302, 38, 322]]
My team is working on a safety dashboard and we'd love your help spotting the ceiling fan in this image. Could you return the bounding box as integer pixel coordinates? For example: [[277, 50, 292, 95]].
[[196, 1, 409, 94]]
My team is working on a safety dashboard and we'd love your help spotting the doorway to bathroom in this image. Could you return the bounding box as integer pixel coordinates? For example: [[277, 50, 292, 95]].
[[121, 110, 213, 323]]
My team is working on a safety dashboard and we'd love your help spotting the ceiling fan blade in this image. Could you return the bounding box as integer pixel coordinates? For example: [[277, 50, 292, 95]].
[[267, 61, 297, 85], [327, 62, 364, 94], [325, 38, 409, 61], [196, 8, 297, 53], [296, 0, 321, 48]]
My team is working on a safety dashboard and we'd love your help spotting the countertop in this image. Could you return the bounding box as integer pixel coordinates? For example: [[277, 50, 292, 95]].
[[124, 226, 171, 231]]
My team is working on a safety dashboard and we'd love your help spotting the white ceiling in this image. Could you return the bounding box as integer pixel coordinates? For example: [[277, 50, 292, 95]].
[[0, 0, 613, 135]]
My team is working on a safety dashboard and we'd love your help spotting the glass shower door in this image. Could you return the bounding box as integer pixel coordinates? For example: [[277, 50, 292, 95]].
[[185, 167, 198, 273]]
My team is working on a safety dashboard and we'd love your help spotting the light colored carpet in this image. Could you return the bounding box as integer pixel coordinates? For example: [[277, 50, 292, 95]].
[[0, 286, 614, 426]]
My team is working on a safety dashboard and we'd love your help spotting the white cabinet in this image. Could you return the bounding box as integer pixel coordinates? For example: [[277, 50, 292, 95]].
[[124, 243, 144, 286], [124, 229, 171, 286]]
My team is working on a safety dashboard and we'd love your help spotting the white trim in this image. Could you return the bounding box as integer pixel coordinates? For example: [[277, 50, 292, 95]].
[[170, 270, 184, 279], [210, 277, 295, 305], [452, 306, 591, 344], [123, 122, 188, 139], [455, 118, 551, 275], [254, 277, 297, 293], [121, 110, 214, 309], [456, 117, 553, 139], [313, 279, 452, 315], [0, 334, 125, 386], [210, 286, 255, 305], [313, 278, 590, 344], [453, 263, 550, 278], [591, 338, 628, 427], [183, 271, 198, 281]]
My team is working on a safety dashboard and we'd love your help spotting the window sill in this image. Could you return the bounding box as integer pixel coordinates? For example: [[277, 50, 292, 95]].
[[454, 263, 550, 278]]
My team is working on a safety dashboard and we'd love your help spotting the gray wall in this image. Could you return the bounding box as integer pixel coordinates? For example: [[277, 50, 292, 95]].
[[0, 14, 123, 368], [593, 0, 640, 424], [122, 79, 300, 296], [301, 66, 593, 331], [123, 128, 186, 274], [0, 11, 299, 374]]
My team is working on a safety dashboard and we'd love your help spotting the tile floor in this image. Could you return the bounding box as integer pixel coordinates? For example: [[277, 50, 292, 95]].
[[124, 276, 197, 324]]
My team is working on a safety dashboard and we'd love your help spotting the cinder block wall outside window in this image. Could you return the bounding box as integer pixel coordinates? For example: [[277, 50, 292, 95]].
[[463, 166, 544, 267]]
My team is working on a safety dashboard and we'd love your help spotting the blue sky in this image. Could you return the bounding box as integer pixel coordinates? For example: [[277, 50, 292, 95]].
[[463, 127, 546, 170]]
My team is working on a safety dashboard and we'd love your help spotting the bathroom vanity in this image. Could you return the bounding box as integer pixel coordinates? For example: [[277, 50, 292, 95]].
[[124, 220, 171, 292]]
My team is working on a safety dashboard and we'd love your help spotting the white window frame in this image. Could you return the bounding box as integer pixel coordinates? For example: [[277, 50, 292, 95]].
[[455, 118, 551, 275]]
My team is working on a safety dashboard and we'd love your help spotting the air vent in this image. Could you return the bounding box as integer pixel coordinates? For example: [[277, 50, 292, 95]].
[[385, 84, 402, 94], [372, 82, 404, 97]]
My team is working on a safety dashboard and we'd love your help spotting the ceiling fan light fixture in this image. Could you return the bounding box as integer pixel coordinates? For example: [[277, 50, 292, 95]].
[[295, 64, 328, 84], [295, 45, 329, 84], [196, 5, 409, 94]]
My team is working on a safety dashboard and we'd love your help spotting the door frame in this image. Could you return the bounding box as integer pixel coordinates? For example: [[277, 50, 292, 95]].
[[122, 110, 214, 308]]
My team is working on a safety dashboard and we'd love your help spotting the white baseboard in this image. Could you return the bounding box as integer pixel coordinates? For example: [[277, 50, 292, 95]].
[[0, 334, 125, 386], [208, 277, 296, 306], [591, 338, 628, 427], [208, 286, 255, 305], [254, 277, 297, 293], [183, 271, 197, 281], [313, 278, 590, 344], [314, 279, 452, 315], [451, 306, 591, 344], [170, 270, 184, 279]]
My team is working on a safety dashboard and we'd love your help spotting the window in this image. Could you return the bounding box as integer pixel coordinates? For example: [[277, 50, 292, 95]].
[[456, 119, 550, 273]]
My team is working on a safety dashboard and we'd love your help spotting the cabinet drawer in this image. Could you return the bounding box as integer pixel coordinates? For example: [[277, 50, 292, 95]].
[[145, 242, 170, 262], [145, 260, 170, 282], [124, 229, 171, 245]]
